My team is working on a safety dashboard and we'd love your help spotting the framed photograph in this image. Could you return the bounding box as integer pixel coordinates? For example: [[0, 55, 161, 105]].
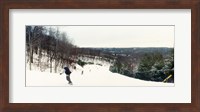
[[0, 0, 200, 112], [25, 25, 175, 87]]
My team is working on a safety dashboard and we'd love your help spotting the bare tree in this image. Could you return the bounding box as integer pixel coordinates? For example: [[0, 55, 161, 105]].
[[54, 27, 60, 73], [26, 26, 44, 70], [26, 26, 77, 73], [26, 26, 32, 70], [48, 27, 56, 73]]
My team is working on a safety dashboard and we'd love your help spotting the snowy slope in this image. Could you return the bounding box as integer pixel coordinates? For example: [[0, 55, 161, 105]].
[[26, 64, 174, 87]]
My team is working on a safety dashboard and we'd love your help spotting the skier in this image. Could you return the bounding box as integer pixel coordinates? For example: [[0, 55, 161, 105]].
[[60, 66, 73, 85], [60, 63, 84, 85]]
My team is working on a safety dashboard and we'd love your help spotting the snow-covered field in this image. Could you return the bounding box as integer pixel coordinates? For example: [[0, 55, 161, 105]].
[[26, 64, 174, 87]]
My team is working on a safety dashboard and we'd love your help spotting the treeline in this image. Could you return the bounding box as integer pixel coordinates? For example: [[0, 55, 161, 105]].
[[110, 50, 174, 83], [26, 26, 77, 73], [77, 48, 101, 57], [76, 48, 114, 63]]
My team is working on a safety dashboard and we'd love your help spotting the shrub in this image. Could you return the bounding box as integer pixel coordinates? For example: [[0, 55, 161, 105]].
[[77, 59, 87, 67]]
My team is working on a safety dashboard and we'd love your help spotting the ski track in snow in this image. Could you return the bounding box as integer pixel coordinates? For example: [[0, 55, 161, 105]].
[[26, 64, 174, 87]]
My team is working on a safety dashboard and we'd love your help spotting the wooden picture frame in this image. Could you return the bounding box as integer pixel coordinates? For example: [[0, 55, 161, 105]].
[[0, 0, 199, 112]]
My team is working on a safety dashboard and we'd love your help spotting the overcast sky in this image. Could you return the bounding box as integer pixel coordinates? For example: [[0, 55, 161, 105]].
[[53, 26, 174, 48]]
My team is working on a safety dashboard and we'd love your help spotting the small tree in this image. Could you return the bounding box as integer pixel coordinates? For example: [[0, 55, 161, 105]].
[[138, 52, 164, 72], [138, 54, 154, 72]]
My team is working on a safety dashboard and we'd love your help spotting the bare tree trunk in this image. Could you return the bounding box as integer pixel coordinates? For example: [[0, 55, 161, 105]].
[[54, 29, 59, 73], [54, 60, 58, 73], [60, 55, 64, 68], [54, 42, 57, 73], [29, 45, 32, 70], [38, 48, 42, 70], [50, 59, 52, 73], [29, 32, 32, 70], [50, 52, 52, 73], [31, 49, 33, 63]]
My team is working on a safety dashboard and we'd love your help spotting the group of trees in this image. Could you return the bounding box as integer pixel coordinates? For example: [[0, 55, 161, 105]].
[[135, 51, 174, 82], [109, 55, 136, 77], [26, 26, 77, 73], [138, 53, 164, 72], [109, 50, 174, 83], [76, 48, 114, 65], [26, 26, 114, 73]]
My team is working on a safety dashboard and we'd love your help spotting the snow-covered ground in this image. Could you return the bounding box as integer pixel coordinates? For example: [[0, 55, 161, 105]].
[[26, 64, 174, 87]]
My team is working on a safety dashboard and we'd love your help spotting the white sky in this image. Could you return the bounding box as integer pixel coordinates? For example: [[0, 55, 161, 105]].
[[54, 26, 174, 48]]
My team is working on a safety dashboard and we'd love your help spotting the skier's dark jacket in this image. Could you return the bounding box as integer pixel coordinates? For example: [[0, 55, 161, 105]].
[[64, 67, 71, 75]]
